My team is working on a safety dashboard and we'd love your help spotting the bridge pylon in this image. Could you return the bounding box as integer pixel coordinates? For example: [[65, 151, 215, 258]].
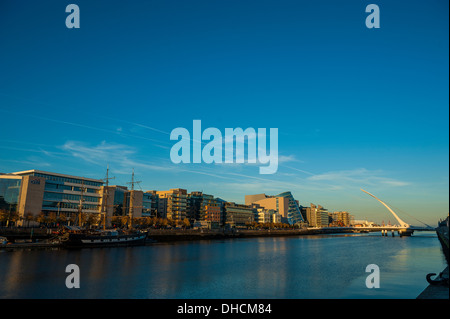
[[361, 189, 410, 228]]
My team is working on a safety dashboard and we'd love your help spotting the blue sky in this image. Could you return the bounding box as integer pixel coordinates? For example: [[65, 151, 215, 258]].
[[0, 0, 448, 225]]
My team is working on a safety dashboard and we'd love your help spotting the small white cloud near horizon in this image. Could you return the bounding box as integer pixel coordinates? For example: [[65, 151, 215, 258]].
[[307, 168, 410, 188]]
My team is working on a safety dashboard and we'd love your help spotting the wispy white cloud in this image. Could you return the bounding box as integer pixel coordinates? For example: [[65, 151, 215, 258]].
[[278, 154, 301, 164], [306, 168, 410, 188], [60, 140, 173, 172], [57, 140, 410, 209], [380, 180, 410, 187], [0, 107, 171, 149], [0, 158, 51, 168]]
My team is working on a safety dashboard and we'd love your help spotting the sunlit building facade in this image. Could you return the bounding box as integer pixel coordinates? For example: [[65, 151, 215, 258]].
[[276, 191, 305, 225], [156, 188, 187, 221], [224, 202, 254, 228], [0, 170, 103, 225], [245, 191, 305, 225], [187, 191, 220, 228]]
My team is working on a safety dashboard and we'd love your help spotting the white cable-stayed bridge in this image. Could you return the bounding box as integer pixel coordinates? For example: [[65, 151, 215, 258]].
[[314, 189, 435, 237]]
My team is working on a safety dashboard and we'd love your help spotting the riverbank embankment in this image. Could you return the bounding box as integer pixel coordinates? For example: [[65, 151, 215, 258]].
[[0, 227, 357, 250], [416, 222, 449, 299]]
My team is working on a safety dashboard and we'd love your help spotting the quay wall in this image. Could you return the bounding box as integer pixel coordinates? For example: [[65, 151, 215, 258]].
[[145, 228, 354, 242]]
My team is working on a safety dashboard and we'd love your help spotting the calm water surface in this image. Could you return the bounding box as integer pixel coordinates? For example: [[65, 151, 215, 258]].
[[0, 232, 446, 299]]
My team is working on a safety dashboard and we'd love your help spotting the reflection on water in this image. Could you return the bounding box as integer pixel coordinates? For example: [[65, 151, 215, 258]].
[[0, 232, 445, 299]]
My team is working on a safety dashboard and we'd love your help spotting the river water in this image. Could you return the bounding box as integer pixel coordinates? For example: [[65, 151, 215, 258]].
[[0, 232, 446, 299]]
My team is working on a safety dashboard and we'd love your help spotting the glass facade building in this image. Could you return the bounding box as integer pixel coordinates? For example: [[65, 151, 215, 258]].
[[142, 192, 159, 218], [224, 202, 254, 228], [0, 176, 21, 213], [112, 186, 127, 216], [3, 169, 309, 228], [276, 191, 305, 225], [8, 170, 104, 222], [28, 171, 101, 214]]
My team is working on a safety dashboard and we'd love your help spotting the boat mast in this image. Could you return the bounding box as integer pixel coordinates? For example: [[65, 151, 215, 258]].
[[127, 168, 141, 229], [102, 165, 115, 230]]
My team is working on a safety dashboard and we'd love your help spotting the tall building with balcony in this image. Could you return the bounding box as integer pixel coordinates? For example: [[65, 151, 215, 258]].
[[156, 188, 187, 221], [303, 203, 329, 227]]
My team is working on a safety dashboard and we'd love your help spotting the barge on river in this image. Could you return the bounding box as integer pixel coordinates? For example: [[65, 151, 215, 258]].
[[61, 229, 147, 248]]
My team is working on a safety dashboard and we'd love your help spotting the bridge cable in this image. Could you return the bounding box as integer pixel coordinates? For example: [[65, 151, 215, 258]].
[[381, 201, 433, 228]]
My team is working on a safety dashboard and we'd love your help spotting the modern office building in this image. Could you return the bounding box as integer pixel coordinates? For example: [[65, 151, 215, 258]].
[[245, 194, 267, 206], [1, 169, 337, 229], [0, 170, 104, 225], [245, 192, 305, 225], [276, 191, 305, 225], [0, 169, 153, 227], [331, 211, 351, 227], [101, 185, 145, 226], [272, 211, 282, 223], [0, 174, 22, 215], [224, 202, 254, 228], [215, 197, 227, 226], [187, 191, 220, 228], [316, 205, 329, 227], [303, 203, 329, 227], [245, 193, 289, 221], [145, 190, 169, 218], [204, 204, 221, 226], [255, 207, 279, 224], [141, 191, 163, 218]]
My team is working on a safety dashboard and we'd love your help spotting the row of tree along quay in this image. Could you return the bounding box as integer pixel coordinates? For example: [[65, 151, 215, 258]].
[[0, 210, 191, 229], [0, 208, 308, 231]]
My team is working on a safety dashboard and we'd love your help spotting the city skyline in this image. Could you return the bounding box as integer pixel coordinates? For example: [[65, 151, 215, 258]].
[[0, 0, 448, 226]]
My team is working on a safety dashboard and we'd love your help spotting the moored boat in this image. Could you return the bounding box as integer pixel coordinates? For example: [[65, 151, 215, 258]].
[[61, 229, 147, 248]]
